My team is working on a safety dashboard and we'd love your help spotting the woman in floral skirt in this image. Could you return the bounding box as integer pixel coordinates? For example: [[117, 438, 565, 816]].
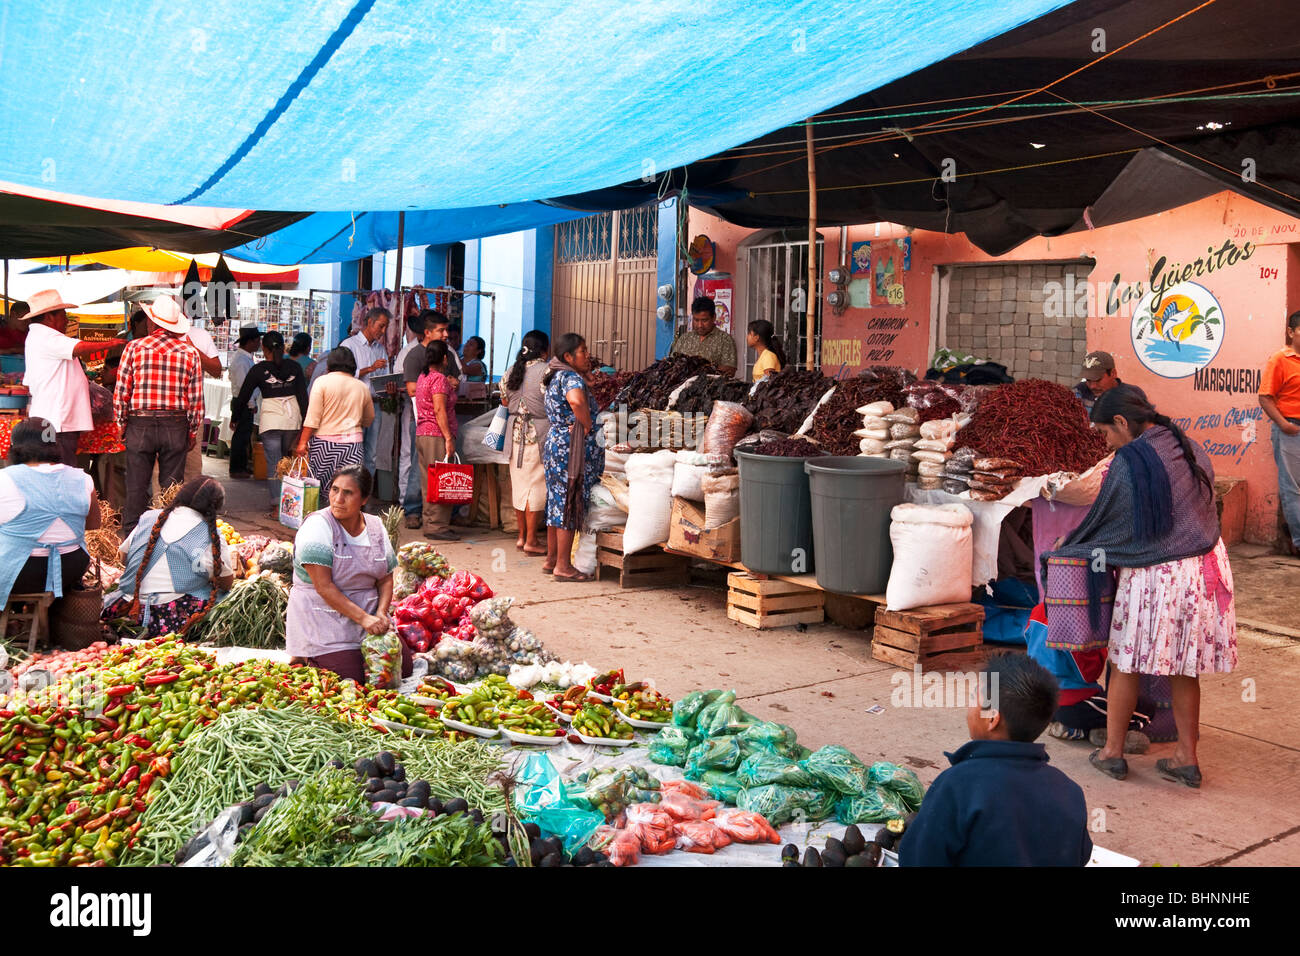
[[1046, 387, 1235, 788]]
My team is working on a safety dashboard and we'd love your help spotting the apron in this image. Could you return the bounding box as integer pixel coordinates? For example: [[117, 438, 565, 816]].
[[285, 509, 389, 658], [0, 464, 90, 606]]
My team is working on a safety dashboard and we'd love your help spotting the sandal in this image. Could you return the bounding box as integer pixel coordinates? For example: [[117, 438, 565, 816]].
[[1089, 749, 1128, 781], [1155, 758, 1202, 789], [553, 571, 594, 582], [541, 566, 554, 575]]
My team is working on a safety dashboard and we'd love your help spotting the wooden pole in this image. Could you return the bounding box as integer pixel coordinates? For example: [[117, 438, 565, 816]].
[[805, 118, 818, 369]]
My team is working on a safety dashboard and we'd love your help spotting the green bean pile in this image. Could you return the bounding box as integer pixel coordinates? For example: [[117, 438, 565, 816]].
[[123, 707, 507, 866], [192, 574, 288, 648]]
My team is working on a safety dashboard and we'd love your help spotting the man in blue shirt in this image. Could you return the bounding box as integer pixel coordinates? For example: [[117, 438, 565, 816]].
[[899, 654, 1093, 867]]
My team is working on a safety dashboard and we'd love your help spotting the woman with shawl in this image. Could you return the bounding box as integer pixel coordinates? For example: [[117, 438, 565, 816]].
[[1045, 387, 1236, 788], [541, 333, 604, 581]]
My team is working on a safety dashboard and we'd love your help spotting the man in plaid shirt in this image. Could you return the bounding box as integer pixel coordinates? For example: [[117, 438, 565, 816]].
[[115, 296, 204, 531]]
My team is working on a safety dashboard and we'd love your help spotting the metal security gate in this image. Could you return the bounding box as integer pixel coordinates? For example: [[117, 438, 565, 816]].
[[744, 236, 824, 377], [552, 206, 658, 370]]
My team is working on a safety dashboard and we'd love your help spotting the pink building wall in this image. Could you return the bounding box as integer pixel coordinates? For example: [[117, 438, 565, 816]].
[[689, 191, 1299, 543]]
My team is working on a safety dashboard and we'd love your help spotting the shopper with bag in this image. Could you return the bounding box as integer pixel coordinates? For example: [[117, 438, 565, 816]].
[[414, 341, 460, 542], [285, 464, 411, 684], [542, 333, 604, 581], [231, 330, 308, 514], [102, 476, 234, 639], [499, 330, 550, 555], [1045, 387, 1235, 788], [295, 348, 374, 497]]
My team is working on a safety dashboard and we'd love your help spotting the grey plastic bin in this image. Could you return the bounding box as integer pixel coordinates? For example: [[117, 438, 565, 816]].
[[735, 449, 816, 575], [804, 457, 907, 595]]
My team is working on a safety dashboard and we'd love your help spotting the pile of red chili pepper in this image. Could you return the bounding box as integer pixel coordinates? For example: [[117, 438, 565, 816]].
[[588, 370, 634, 412], [808, 379, 910, 456], [0, 638, 379, 866], [954, 378, 1110, 476], [615, 355, 715, 411]]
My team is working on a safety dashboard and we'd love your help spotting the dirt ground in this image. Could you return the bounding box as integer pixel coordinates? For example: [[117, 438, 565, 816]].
[[221, 464, 1300, 867]]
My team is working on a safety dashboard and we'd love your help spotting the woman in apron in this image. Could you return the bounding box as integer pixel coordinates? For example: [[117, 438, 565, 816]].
[[499, 330, 550, 555], [285, 464, 411, 683], [0, 418, 99, 609]]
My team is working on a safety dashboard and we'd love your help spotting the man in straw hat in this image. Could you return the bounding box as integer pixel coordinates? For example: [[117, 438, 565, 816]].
[[23, 289, 123, 466], [115, 295, 203, 532]]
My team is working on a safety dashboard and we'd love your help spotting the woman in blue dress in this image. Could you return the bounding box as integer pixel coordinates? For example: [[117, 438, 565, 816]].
[[542, 333, 604, 581]]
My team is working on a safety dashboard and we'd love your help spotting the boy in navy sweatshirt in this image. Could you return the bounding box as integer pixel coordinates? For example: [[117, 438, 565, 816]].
[[899, 654, 1093, 867]]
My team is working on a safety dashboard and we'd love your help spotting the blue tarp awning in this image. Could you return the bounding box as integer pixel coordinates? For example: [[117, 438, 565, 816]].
[[0, 0, 1070, 211], [228, 203, 589, 264]]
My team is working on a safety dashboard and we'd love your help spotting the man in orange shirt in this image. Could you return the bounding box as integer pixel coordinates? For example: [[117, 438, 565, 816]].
[[1259, 310, 1300, 553]]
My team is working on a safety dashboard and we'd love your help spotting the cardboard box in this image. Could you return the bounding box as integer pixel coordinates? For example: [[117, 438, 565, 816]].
[[668, 496, 740, 563]]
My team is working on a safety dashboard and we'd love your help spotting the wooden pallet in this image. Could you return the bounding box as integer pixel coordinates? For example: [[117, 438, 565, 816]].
[[871, 602, 986, 672], [595, 528, 691, 588], [726, 572, 825, 629]]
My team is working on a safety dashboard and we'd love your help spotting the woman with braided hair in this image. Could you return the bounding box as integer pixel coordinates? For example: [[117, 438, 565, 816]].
[[103, 476, 235, 638], [1044, 386, 1236, 788]]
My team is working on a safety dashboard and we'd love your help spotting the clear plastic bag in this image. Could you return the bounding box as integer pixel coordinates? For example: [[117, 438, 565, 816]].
[[360, 631, 402, 688], [514, 753, 606, 856], [672, 689, 722, 729], [698, 401, 754, 458], [698, 769, 743, 804], [684, 736, 745, 778], [712, 807, 782, 844], [648, 725, 700, 767], [675, 819, 732, 854], [868, 761, 926, 810], [735, 751, 820, 788], [736, 784, 830, 826], [737, 720, 801, 757], [802, 744, 871, 796], [696, 689, 753, 737], [834, 786, 910, 824]]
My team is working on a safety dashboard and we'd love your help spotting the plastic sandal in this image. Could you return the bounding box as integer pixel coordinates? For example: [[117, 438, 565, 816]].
[[553, 571, 594, 582], [1155, 758, 1202, 789], [1089, 749, 1128, 780]]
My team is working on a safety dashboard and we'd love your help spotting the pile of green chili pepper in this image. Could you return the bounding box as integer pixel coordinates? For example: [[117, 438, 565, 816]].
[[0, 637, 487, 866]]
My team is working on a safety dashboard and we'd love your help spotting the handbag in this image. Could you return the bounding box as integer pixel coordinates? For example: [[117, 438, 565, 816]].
[[1042, 555, 1115, 651], [482, 402, 509, 452], [279, 457, 320, 528], [429, 453, 475, 505]]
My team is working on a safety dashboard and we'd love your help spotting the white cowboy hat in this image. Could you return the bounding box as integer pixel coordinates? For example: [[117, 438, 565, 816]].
[[25, 288, 79, 321], [143, 295, 191, 334]]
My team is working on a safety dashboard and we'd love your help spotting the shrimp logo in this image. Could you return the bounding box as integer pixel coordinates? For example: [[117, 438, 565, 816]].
[[1130, 281, 1224, 379]]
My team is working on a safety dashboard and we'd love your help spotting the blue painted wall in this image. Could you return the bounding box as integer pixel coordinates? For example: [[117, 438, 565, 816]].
[[527, 225, 555, 337], [655, 199, 679, 359]]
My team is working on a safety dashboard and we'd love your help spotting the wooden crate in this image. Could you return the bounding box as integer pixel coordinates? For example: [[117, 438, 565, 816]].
[[595, 528, 691, 588], [727, 572, 825, 629], [871, 602, 985, 672]]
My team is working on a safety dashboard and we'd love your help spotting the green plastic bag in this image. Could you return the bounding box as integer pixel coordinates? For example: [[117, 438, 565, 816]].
[[736, 784, 829, 826], [801, 744, 871, 796], [834, 785, 909, 825], [737, 721, 801, 757], [698, 769, 743, 804], [672, 690, 722, 729], [647, 725, 700, 767], [683, 736, 745, 779], [696, 690, 756, 738], [735, 752, 820, 789], [868, 761, 925, 810]]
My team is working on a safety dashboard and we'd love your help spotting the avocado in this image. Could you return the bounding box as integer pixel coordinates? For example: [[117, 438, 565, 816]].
[[391, 764, 406, 783], [591, 852, 608, 864], [844, 853, 873, 867], [372, 788, 398, 804], [802, 847, 822, 868], [397, 797, 424, 809], [842, 825, 866, 856], [407, 780, 431, 801], [529, 839, 546, 866], [443, 797, 469, 815], [825, 837, 846, 859], [594, 860, 615, 867], [470, 808, 485, 825], [427, 798, 444, 816], [253, 782, 274, 798], [860, 843, 882, 866], [252, 793, 276, 810], [375, 751, 396, 776], [782, 860, 801, 867], [381, 777, 401, 792], [284, 779, 300, 792], [573, 847, 595, 867], [523, 822, 542, 839], [874, 828, 899, 852], [365, 777, 384, 793], [539, 852, 563, 868], [353, 758, 376, 779], [253, 805, 270, 823], [821, 845, 847, 868], [781, 843, 799, 862], [236, 802, 257, 825], [328, 758, 345, 770]]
